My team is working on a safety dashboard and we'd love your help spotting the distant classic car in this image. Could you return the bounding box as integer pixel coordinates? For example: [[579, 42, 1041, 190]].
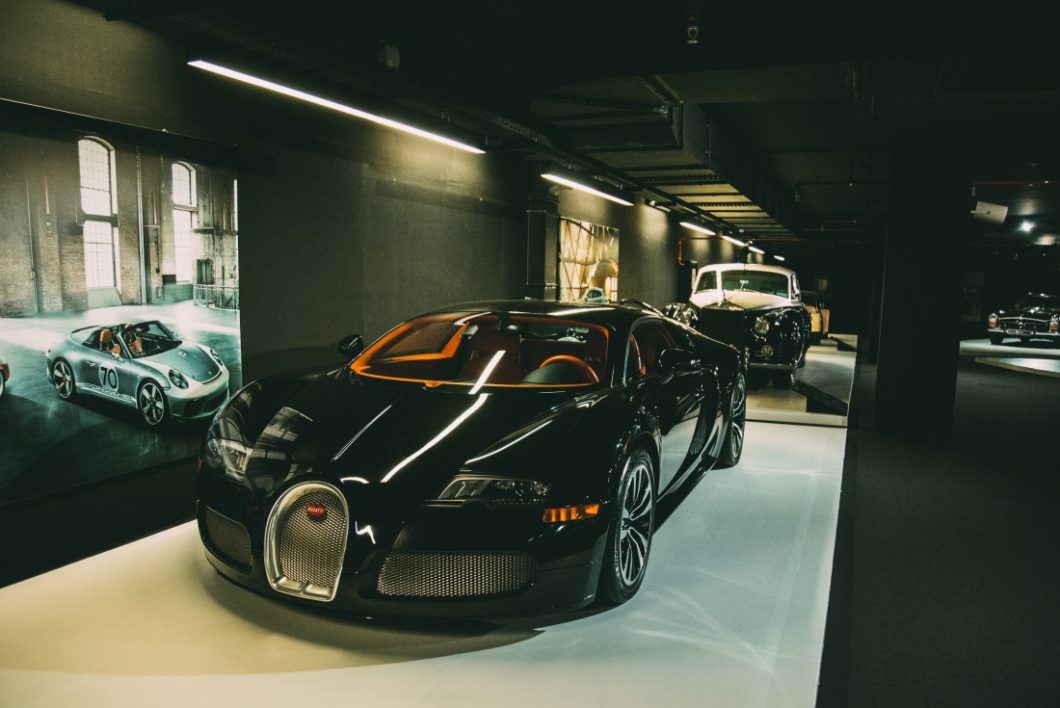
[[0, 354, 9, 399], [987, 293, 1060, 346], [46, 320, 230, 426], [668, 263, 810, 388], [197, 299, 746, 617]]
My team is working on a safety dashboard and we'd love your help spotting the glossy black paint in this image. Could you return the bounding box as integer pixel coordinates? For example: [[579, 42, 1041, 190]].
[[987, 293, 1060, 345], [197, 300, 742, 618]]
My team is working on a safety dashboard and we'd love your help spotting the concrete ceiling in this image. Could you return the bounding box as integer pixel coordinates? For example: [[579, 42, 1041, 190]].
[[77, 0, 1060, 250]]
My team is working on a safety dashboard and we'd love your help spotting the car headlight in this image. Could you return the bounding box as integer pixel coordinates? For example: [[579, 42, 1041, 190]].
[[438, 474, 549, 504], [987, 313, 999, 329], [1050, 316, 1059, 333], [169, 369, 188, 388], [203, 437, 253, 481], [753, 316, 771, 336]]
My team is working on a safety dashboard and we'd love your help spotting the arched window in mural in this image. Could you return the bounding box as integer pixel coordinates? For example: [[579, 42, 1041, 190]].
[[171, 161, 200, 283], [78, 137, 118, 289]]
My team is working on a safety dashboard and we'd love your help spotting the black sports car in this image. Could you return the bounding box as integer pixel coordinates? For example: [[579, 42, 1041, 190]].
[[668, 263, 811, 388], [198, 300, 746, 618], [987, 293, 1060, 345]]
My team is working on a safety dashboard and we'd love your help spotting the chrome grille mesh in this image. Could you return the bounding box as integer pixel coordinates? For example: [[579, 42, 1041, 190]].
[[265, 483, 349, 601], [276, 490, 348, 588], [377, 552, 534, 599], [205, 507, 252, 567]]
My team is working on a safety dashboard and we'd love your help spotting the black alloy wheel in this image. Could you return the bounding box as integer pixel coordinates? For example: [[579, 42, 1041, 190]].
[[52, 360, 76, 400], [598, 448, 656, 605], [718, 372, 746, 468]]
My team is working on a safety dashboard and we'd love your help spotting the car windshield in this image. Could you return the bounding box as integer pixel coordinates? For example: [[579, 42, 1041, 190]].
[[119, 321, 181, 358], [1016, 294, 1060, 309], [352, 312, 609, 390], [720, 270, 789, 297]]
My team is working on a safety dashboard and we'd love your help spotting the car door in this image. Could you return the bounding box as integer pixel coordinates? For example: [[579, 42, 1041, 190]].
[[628, 320, 706, 493]]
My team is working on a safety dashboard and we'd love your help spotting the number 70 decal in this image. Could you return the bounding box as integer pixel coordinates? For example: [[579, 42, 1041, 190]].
[[98, 366, 120, 392]]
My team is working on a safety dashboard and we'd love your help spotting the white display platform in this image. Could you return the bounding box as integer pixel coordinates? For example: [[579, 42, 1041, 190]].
[[0, 422, 846, 708]]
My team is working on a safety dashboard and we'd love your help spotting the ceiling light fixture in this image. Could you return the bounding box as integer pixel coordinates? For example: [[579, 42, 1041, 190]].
[[679, 221, 716, 235], [188, 59, 485, 154], [1020, 220, 1035, 233], [748, 246, 765, 255], [721, 234, 748, 248], [541, 173, 633, 206], [773, 255, 786, 262]]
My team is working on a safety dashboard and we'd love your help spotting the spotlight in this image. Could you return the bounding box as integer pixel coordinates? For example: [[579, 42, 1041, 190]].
[[1020, 220, 1035, 233]]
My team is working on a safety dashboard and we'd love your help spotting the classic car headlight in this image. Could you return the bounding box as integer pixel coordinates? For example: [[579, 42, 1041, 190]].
[[753, 316, 771, 336], [1050, 316, 1059, 333], [987, 313, 999, 329], [438, 475, 550, 504], [169, 369, 188, 388], [204, 437, 253, 481]]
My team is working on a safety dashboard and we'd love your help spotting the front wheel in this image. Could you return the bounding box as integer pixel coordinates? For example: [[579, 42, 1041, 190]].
[[52, 360, 76, 400], [138, 381, 168, 427], [772, 368, 795, 389], [717, 372, 746, 468], [597, 448, 656, 606]]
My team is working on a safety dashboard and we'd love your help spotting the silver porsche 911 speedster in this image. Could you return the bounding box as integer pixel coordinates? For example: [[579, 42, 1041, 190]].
[[46, 320, 230, 427]]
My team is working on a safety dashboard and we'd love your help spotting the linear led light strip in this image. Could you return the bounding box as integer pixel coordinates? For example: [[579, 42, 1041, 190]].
[[188, 60, 485, 154], [541, 173, 634, 206], [773, 255, 786, 262], [679, 221, 716, 235], [748, 245, 765, 255], [721, 234, 748, 248]]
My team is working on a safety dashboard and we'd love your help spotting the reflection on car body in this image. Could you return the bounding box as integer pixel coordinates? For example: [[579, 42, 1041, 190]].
[[197, 299, 748, 618], [45, 320, 230, 426]]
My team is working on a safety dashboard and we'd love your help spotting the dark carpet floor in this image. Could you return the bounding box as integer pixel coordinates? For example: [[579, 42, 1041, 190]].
[[818, 359, 1060, 707]]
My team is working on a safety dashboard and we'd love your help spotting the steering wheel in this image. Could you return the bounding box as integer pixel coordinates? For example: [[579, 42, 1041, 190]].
[[538, 355, 600, 384]]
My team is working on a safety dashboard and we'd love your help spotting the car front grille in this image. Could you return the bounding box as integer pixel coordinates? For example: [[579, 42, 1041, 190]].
[[376, 551, 535, 599], [999, 318, 1048, 333], [205, 506, 252, 568], [695, 308, 746, 349], [265, 483, 349, 601]]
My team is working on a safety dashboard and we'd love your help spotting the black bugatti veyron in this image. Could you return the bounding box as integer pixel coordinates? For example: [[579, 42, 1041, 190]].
[[197, 300, 746, 618]]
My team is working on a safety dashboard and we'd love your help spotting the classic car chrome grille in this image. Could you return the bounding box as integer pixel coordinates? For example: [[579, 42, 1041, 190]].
[[999, 317, 1048, 333], [264, 482, 349, 601], [376, 551, 535, 599], [695, 308, 745, 349], [205, 506, 252, 568]]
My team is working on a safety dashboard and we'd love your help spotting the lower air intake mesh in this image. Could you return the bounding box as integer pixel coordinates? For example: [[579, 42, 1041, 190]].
[[377, 552, 535, 599], [205, 507, 252, 568]]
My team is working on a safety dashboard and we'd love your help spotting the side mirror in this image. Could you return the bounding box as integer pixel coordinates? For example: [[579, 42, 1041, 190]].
[[338, 334, 365, 358], [658, 348, 700, 373]]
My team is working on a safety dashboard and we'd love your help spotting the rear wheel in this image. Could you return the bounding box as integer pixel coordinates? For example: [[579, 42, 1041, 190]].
[[137, 381, 168, 427], [52, 360, 76, 400], [597, 448, 655, 606], [717, 372, 746, 468]]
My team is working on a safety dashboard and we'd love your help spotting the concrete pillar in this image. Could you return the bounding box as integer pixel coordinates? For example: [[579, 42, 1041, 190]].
[[874, 133, 970, 436], [525, 186, 559, 300]]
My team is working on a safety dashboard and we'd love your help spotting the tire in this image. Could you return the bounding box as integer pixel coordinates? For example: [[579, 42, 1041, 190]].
[[597, 447, 656, 606], [988, 334, 1003, 345], [52, 359, 76, 400], [717, 372, 746, 468], [772, 368, 795, 389], [0, 371, 5, 399], [137, 380, 168, 427]]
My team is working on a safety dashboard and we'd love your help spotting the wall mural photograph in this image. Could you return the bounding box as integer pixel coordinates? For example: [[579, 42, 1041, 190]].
[[558, 217, 619, 303], [0, 105, 241, 505]]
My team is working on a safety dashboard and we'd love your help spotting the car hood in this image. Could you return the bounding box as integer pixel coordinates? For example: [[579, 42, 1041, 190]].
[[690, 289, 793, 312], [239, 373, 601, 502], [142, 345, 220, 382], [998, 306, 1059, 320]]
